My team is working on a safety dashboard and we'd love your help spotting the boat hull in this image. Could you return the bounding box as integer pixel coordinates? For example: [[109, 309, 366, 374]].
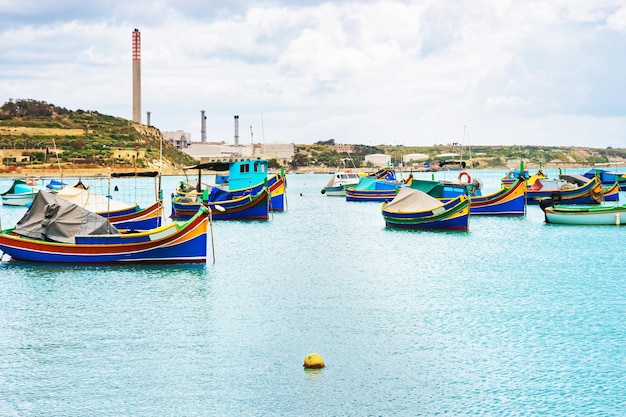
[[321, 185, 348, 196], [544, 204, 626, 225], [468, 180, 526, 216], [346, 188, 398, 202], [1, 192, 38, 206]]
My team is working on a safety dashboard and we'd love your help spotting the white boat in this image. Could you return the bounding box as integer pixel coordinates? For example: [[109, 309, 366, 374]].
[[541, 203, 626, 225], [1, 178, 40, 206], [320, 171, 361, 196]]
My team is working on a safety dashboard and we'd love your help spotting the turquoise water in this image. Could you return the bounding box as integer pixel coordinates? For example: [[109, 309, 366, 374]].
[[1, 170, 625, 416]]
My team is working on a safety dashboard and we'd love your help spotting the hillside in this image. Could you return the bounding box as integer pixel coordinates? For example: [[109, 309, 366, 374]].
[[0, 99, 197, 174], [293, 142, 626, 171]]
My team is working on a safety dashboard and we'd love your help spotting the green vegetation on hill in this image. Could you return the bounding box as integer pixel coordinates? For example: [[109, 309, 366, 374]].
[[0, 99, 196, 170]]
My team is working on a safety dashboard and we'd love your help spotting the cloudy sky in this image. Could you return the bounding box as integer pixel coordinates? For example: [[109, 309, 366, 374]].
[[1, 0, 625, 148]]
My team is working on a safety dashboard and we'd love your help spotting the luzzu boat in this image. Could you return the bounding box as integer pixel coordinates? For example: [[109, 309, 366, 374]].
[[465, 178, 526, 216], [0, 191, 209, 264], [581, 168, 626, 191], [525, 176, 606, 205], [178, 159, 286, 212], [381, 187, 470, 231], [171, 187, 269, 221], [1, 178, 40, 206], [540, 202, 626, 225]]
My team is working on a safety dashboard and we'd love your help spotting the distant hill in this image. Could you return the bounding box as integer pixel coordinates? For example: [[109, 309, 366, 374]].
[[0, 99, 197, 172], [292, 141, 626, 170], [2, 99, 625, 173]]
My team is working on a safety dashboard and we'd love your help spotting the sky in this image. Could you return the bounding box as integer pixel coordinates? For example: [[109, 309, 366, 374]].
[[1, 0, 625, 148]]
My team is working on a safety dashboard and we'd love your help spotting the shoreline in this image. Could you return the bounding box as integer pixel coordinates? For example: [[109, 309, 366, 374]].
[[1, 162, 625, 179]]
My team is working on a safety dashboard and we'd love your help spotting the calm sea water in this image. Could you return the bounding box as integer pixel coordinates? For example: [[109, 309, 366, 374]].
[[1, 169, 625, 416]]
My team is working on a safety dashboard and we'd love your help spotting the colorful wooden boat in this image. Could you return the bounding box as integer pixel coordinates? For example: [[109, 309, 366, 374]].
[[559, 174, 620, 202], [466, 179, 526, 215], [582, 168, 626, 191], [179, 159, 286, 211], [171, 188, 269, 221], [0, 191, 209, 264], [1, 178, 39, 206], [525, 176, 605, 205], [381, 187, 470, 231], [540, 202, 626, 225]]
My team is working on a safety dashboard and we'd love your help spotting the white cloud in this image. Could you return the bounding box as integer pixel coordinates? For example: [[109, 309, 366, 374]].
[[1, 0, 625, 147]]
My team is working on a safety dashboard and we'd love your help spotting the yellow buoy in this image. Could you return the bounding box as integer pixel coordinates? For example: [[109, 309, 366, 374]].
[[303, 353, 325, 369]]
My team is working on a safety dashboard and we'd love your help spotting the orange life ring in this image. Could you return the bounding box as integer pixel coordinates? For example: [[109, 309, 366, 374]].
[[26, 178, 37, 186], [458, 172, 471, 184]]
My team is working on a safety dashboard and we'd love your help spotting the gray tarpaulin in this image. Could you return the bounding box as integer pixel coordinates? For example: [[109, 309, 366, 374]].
[[14, 191, 119, 243]]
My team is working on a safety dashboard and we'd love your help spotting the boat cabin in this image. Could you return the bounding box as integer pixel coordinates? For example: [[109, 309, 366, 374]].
[[185, 159, 270, 191]]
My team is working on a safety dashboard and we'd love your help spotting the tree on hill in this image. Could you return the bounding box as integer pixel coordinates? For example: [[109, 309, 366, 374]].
[[0, 99, 69, 118]]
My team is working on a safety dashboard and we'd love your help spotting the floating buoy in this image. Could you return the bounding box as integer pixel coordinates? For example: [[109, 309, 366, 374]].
[[303, 353, 325, 369]]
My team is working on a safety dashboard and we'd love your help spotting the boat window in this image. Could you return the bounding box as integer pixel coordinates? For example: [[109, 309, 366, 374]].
[[254, 161, 266, 173], [240, 163, 250, 173]]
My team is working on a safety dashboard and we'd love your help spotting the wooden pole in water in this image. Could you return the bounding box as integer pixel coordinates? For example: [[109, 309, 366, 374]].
[[208, 207, 216, 264]]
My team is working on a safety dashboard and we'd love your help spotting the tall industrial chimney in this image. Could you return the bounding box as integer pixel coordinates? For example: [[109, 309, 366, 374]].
[[132, 29, 141, 123], [234, 115, 240, 146], [201, 110, 207, 143]]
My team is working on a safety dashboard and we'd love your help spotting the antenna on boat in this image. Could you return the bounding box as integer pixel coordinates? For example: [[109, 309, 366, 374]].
[[250, 125, 254, 156]]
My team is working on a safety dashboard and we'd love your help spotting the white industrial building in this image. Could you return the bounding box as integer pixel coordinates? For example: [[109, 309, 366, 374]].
[[183, 142, 294, 164], [364, 153, 391, 167], [402, 153, 429, 164]]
